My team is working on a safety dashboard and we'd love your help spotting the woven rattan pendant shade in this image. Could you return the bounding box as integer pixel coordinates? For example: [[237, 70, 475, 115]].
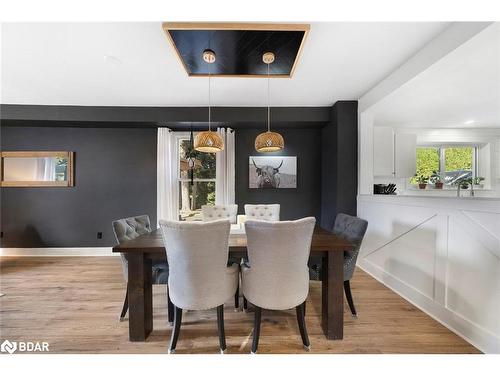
[[255, 51, 284, 153], [194, 130, 224, 153], [255, 131, 284, 152]]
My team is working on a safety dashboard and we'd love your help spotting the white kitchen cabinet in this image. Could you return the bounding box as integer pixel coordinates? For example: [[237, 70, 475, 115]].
[[373, 126, 416, 177], [395, 133, 416, 177], [373, 127, 395, 176]]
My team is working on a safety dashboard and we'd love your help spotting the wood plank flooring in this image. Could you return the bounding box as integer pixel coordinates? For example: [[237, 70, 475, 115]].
[[0, 256, 480, 354]]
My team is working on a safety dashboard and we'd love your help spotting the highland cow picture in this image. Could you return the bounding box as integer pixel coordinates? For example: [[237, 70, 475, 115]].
[[249, 156, 297, 189]]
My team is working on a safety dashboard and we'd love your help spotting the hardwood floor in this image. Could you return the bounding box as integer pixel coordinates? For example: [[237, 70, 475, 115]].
[[0, 256, 480, 354]]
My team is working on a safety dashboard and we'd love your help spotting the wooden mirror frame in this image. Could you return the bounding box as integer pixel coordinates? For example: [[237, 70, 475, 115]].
[[0, 151, 74, 187]]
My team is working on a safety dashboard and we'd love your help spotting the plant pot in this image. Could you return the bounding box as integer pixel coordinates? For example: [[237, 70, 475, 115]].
[[418, 183, 427, 189], [435, 182, 443, 189]]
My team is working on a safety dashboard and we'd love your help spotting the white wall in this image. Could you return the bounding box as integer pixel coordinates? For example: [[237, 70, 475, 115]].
[[357, 195, 500, 353]]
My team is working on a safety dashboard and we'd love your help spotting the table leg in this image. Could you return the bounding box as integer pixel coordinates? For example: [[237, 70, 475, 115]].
[[127, 253, 153, 341], [321, 251, 344, 340]]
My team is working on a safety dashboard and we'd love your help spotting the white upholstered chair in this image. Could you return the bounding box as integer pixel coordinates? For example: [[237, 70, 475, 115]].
[[244, 204, 280, 221], [202, 204, 241, 308], [241, 217, 316, 353], [158, 219, 239, 354], [202, 204, 238, 224]]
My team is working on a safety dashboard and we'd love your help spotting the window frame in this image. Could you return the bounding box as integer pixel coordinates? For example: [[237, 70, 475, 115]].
[[175, 133, 217, 221], [413, 143, 479, 186]]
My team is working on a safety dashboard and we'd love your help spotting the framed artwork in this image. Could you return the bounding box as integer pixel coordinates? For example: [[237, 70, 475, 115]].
[[249, 156, 297, 189]]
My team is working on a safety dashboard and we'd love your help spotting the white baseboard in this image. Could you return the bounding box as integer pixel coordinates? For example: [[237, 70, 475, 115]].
[[358, 259, 499, 354], [0, 247, 117, 257]]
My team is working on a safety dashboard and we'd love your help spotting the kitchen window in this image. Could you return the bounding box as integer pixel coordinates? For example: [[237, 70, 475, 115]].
[[412, 145, 478, 186]]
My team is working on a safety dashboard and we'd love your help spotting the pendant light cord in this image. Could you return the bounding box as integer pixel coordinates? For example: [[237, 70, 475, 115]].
[[267, 62, 270, 132], [208, 64, 211, 131]]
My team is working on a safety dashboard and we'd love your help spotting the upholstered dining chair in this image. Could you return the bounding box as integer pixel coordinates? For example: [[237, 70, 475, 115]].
[[202, 204, 241, 309], [241, 204, 281, 311], [333, 213, 368, 317], [242, 217, 316, 353], [112, 215, 174, 323], [244, 204, 280, 221], [202, 204, 238, 224], [159, 219, 239, 354]]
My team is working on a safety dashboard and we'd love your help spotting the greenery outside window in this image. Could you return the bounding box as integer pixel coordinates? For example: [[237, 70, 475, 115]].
[[412, 145, 477, 186], [178, 138, 216, 221]]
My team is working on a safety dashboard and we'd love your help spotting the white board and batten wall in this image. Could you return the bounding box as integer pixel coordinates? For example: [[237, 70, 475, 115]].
[[357, 195, 500, 353], [360, 126, 500, 354], [358, 22, 500, 353]]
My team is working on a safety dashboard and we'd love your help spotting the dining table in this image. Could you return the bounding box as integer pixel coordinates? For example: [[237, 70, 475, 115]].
[[112, 225, 354, 342]]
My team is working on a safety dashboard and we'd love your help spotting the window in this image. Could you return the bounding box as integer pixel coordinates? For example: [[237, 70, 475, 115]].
[[178, 138, 216, 221], [412, 145, 477, 186]]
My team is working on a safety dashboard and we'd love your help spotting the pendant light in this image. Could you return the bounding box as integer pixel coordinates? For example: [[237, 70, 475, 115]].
[[255, 52, 284, 153], [194, 49, 224, 153]]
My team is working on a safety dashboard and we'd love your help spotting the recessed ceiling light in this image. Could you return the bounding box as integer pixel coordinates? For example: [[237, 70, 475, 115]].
[[464, 120, 475, 125], [104, 55, 122, 65]]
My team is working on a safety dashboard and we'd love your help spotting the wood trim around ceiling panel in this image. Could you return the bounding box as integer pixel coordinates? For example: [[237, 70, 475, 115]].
[[187, 74, 291, 79], [161, 22, 310, 78], [289, 27, 309, 78], [162, 22, 310, 32], [162, 27, 191, 77]]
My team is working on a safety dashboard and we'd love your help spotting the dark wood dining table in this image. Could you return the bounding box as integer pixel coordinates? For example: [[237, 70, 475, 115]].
[[112, 225, 354, 342]]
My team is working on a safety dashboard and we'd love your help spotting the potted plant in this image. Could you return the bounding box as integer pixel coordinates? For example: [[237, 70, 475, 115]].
[[415, 174, 428, 189], [473, 177, 485, 188], [429, 171, 444, 189]]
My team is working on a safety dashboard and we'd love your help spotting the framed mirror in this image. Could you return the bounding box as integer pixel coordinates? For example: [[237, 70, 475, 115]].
[[1, 151, 74, 187]]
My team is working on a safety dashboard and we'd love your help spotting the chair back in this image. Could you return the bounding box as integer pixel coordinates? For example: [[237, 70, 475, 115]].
[[158, 219, 232, 310], [333, 213, 368, 280], [244, 217, 316, 310], [244, 204, 280, 221], [202, 204, 238, 224], [112, 215, 152, 281]]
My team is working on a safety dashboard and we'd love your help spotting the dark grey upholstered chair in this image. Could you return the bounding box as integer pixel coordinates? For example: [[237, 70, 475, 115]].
[[112, 215, 173, 323], [332, 213, 368, 317]]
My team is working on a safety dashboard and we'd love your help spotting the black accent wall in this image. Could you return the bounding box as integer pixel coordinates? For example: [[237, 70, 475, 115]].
[[320, 101, 358, 230], [0, 102, 357, 248], [235, 127, 322, 221], [0, 126, 157, 247]]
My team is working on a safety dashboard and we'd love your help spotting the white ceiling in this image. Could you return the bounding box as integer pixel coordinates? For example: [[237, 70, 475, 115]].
[[372, 23, 500, 128], [1, 22, 450, 107]]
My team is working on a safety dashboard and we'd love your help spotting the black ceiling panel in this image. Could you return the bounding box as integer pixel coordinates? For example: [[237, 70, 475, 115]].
[[163, 24, 309, 77]]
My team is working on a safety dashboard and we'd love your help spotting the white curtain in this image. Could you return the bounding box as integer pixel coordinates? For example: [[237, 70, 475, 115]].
[[157, 128, 178, 225], [215, 127, 235, 205], [36, 157, 56, 181]]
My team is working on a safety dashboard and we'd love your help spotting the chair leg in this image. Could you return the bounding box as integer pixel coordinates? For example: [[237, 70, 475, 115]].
[[243, 296, 248, 311], [344, 280, 357, 317], [234, 284, 240, 310], [296, 302, 310, 351], [168, 306, 182, 354], [217, 305, 227, 353], [119, 284, 129, 321], [167, 287, 174, 325], [251, 306, 262, 354]]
